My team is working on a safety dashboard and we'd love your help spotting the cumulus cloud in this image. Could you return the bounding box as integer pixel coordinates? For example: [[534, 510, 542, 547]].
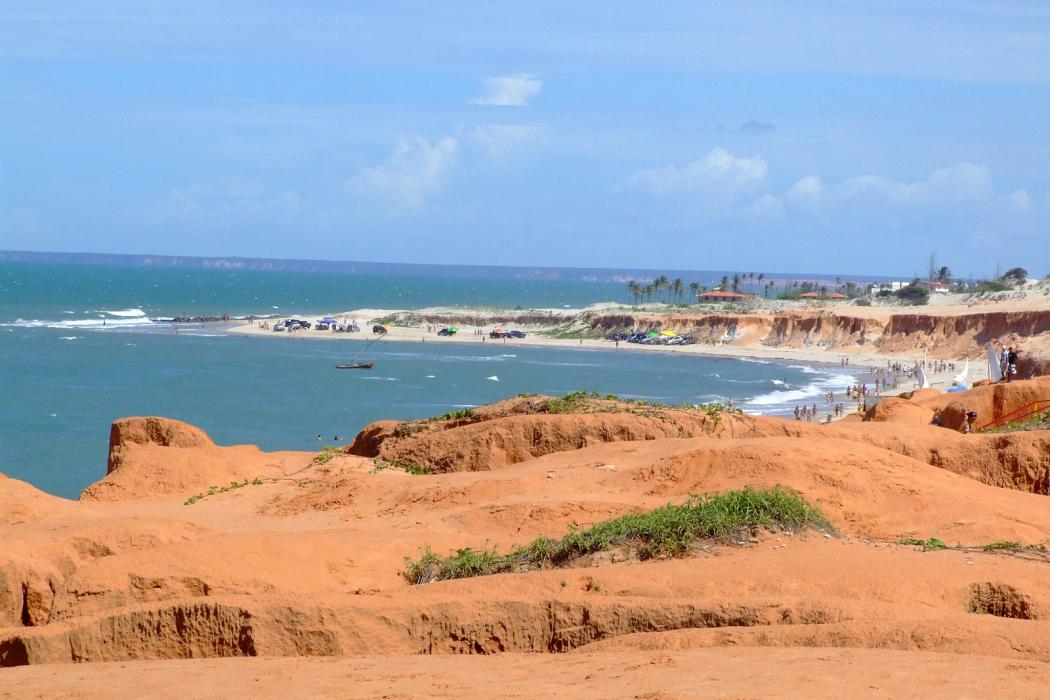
[[152, 177, 300, 224], [470, 124, 544, 162], [787, 163, 1028, 216], [626, 147, 767, 197], [787, 175, 823, 205], [470, 74, 542, 106], [347, 137, 459, 207]]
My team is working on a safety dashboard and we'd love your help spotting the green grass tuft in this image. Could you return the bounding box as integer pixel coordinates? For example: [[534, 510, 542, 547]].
[[312, 446, 341, 465], [898, 537, 947, 551], [404, 486, 829, 584], [372, 458, 434, 475], [430, 407, 478, 422], [982, 540, 1021, 552]]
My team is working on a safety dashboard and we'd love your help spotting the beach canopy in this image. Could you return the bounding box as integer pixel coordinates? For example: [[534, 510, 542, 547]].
[[659, 330, 677, 336], [449, 326, 459, 332], [646, 331, 660, 337], [493, 327, 505, 332]]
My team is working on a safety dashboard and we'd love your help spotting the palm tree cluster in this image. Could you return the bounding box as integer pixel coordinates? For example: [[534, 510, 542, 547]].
[[625, 272, 769, 305], [623, 271, 873, 306]]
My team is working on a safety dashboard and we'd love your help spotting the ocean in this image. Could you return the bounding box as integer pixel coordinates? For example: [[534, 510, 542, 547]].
[[1, 261, 857, 498]]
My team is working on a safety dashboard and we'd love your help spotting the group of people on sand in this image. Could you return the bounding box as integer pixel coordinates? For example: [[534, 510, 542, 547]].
[[998, 343, 1019, 381]]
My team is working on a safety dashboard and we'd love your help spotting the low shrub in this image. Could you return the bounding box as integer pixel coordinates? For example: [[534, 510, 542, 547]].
[[404, 487, 829, 584]]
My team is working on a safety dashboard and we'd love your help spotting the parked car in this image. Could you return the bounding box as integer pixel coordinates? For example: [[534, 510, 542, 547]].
[[272, 322, 285, 332], [437, 327, 456, 336], [489, 329, 507, 339], [508, 330, 526, 338], [372, 324, 388, 334]]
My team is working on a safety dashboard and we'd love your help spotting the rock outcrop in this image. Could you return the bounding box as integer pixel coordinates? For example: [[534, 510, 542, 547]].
[[80, 417, 303, 502]]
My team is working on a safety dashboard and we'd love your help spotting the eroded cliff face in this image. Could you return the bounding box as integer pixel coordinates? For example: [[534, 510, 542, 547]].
[[587, 310, 1050, 368], [3, 378, 1050, 679]]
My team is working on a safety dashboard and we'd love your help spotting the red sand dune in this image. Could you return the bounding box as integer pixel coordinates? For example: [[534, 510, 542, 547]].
[[3, 378, 1050, 697]]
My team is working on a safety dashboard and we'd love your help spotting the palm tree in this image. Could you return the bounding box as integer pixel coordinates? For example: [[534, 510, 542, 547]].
[[732, 274, 742, 292], [671, 278, 684, 304], [626, 281, 642, 306], [689, 282, 700, 304], [720, 275, 729, 292], [654, 275, 669, 303]]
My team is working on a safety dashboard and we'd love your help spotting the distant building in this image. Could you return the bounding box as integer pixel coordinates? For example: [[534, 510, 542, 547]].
[[917, 280, 950, 293], [698, 291, 755, 302], [871, 281, 908, 294]]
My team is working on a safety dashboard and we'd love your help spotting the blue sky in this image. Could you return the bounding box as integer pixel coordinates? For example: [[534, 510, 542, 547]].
[[2, 1, 1049, 277]]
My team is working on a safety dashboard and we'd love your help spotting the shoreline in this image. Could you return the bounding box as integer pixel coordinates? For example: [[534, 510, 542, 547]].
[[223, 311, 978, 389]]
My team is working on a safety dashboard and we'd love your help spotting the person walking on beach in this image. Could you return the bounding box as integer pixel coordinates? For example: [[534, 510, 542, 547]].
[[1007, 347, 1018, 381], [1000, 344, 1009, 381]]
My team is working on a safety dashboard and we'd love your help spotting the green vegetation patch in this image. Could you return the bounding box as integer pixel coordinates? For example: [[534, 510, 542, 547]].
[[313, 445, 342, 465], [981, 410, 1050, 434], [184, 478, 268, 505], [404, 486, 829, 584], [372, 458, 433, 475], [982, 540, 1021, 552], [429, 407, 478, 422], [898, 537, 947, 551]]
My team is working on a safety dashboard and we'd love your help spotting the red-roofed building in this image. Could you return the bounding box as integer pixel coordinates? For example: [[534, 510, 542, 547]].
[[917, 280, 950, 293], [698, 291, 755, 302]]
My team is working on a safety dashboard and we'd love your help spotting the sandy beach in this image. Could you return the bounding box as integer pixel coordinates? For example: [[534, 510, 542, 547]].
[[224, 303, 1001, 389]]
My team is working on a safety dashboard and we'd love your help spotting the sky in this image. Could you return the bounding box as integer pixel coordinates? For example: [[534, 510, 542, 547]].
[[2, 1, 1049, 277]]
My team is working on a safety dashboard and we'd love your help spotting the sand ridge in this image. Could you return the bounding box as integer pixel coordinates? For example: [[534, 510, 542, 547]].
[[1, 378, 1049, 696]]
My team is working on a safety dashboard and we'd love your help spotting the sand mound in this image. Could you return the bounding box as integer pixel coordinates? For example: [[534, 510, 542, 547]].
[[4, 381, 1050, 695], [864, 396, 935, 424], [349, 394, 753, 472], [0, 473, 75, 526], [80, 417, 306, 501]]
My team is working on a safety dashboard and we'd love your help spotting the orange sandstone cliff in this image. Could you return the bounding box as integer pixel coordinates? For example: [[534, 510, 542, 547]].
[[2, 382, 1050, 697]]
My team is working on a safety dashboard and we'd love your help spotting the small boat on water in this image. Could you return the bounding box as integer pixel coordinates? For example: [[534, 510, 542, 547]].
[[336, 362, 374, 370]]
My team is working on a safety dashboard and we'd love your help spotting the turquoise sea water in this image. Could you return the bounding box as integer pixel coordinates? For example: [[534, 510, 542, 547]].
[[1, 262, 856, 498]]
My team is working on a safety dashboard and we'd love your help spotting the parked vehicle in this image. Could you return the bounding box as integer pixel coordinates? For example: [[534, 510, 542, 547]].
[[372, 324, 388, 334], [489, 329, 507, 339], [508, 330, 526, 338], [272, 323, 285, 332], [437, 327, 456, 336]]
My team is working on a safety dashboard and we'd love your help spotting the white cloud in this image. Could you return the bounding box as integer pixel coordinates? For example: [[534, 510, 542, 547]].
[[787, 175, 823, 205], [1008, 190, 1031, 212], [787, 162, 1026, 216], [347, 137, 459, 207], [751, 194, 784, 219], [626, 147, 767, 196], [152, 178, 300, 224], [470, 74, 542, 107], [470, 124, 544, 162]]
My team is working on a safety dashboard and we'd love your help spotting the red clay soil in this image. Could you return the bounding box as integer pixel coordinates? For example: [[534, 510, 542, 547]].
[[2, 379, 1050, 696]]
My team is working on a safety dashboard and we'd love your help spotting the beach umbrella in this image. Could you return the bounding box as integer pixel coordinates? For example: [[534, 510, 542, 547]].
[[659, 330, 676, 336], [449, 326, 459, 333]]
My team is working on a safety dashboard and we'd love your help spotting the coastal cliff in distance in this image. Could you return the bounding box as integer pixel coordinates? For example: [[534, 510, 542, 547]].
[[583, 309, 1050, 373]]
